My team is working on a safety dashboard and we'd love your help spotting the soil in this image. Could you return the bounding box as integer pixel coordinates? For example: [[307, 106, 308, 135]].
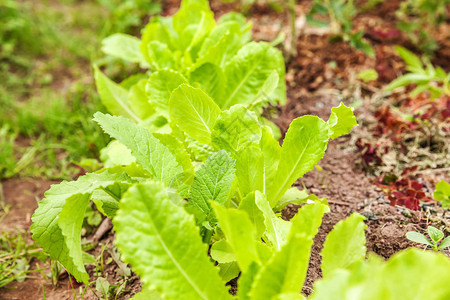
[[1, 0, 449, 299]]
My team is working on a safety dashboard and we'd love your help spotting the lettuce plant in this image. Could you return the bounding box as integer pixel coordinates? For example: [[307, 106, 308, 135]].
[[114, 185, 450, 299], [96, 0, 286, 133], [31, 88, 357, 282], [30, 85, 450, 299]]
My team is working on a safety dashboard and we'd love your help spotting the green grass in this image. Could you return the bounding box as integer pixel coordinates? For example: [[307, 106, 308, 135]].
[[0, 0, 115, 179]]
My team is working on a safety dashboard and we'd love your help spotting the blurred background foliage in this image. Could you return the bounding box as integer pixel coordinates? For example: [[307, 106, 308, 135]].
[[0, 0, 161, 179]]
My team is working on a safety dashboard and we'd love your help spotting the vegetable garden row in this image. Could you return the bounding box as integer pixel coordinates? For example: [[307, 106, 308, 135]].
[[1, 0, 449, 299]]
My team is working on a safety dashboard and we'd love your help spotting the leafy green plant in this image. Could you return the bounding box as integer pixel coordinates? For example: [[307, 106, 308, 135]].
[[384, 46, 450, 98], [434, 180, 450, 208], [96, 0, 286, 136], [406, 226, 450, 252], [115, 185, 450, 299], [396, 0, 448, 56], [306, 0, 374, 57], [31, 85, 357, 283], [0, 231, 46, 287]]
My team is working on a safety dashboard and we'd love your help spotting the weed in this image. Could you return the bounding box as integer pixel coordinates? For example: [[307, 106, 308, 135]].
[[406, 226, 450, 252]]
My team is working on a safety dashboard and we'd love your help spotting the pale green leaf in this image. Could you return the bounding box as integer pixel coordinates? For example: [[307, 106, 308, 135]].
[[220, 42, 285, 109], [31, 171, 135, 283], [384, 73, 430, 91], [267, 116, 330, 207], [100, 140, 135, 168], [273, 188, 309, 212], [94, 66, 141, 122], [114, 182, 232, 300], [238, 192, 266, 239], [427, 226, 444, 244], [260, 126, 281, 194], [91, 181, 134, 218], [406, 231, 432, 246], [255, 191, 291, 251], [211, 105, 262, 156], [172, 0, 215, 53], [194, 21, 247, 71], [379, 249, 450, 299], [93, 113, 185, 188], [327, 102, 357, 139], [146, 69, 187, 118], [238, 262, 260, 300], [274, 293, 306, 300], [437, 236, 450, 250], [140, 17, 177, 64], [146, 41, 177, 70], [248, 70, 280, 109], [434, 180, 450, 208], [250, 203, 327, 299], [101, 33, 147, 66], [357, 69, 378, 82], [211, 240, 236, 264], [132, 285, 163, 300], [218, 262, 240, 283], [321, 213, 367, 278], [186, 150, 236, 224], [235, 146, 264, 198], [189, 63, 226, 103], [394, 46, 423, 70], [169, 84, 221, 144], [128, 80, 155, 120], [153, 132, 195, 185], [213, 204, 261, 272]]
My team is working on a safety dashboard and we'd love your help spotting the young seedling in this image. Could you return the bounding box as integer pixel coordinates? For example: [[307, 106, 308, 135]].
[[406, 226, 450, 252], [385, 46, 450, 99]]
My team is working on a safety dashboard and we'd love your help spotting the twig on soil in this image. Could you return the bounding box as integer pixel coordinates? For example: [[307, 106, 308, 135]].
[[91, 218, 113, 245], [328, 200, 352, 206]]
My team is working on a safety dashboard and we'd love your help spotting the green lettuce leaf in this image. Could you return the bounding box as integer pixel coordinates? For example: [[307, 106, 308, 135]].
[[311, 249, 450, 300], [147, 69, 188, 118], [267, 116, 330, 207], [255, 191, 291, 251], [218, 261, 240, 283], [213, 204, 261, 272], [220, 42, 285, 109], [189, 63, 226, 103], [250, 203, 327, 299], [238, 191, 266, 239], [235, 146, 264, 198], [211, 239, 236, 264], [321, 213, 367, 278], [273, 188, 309, 212], [128, 80, 156, 120], [211, 105, 262, 156], [114, 182, 232, 300], [31, 170, 135, 283], [94, 66, 141, 123], [101, 33, 148, 67], [169, 84, 221, 144], [260, 126, 281, 194], [327, 102, 357, 139]]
